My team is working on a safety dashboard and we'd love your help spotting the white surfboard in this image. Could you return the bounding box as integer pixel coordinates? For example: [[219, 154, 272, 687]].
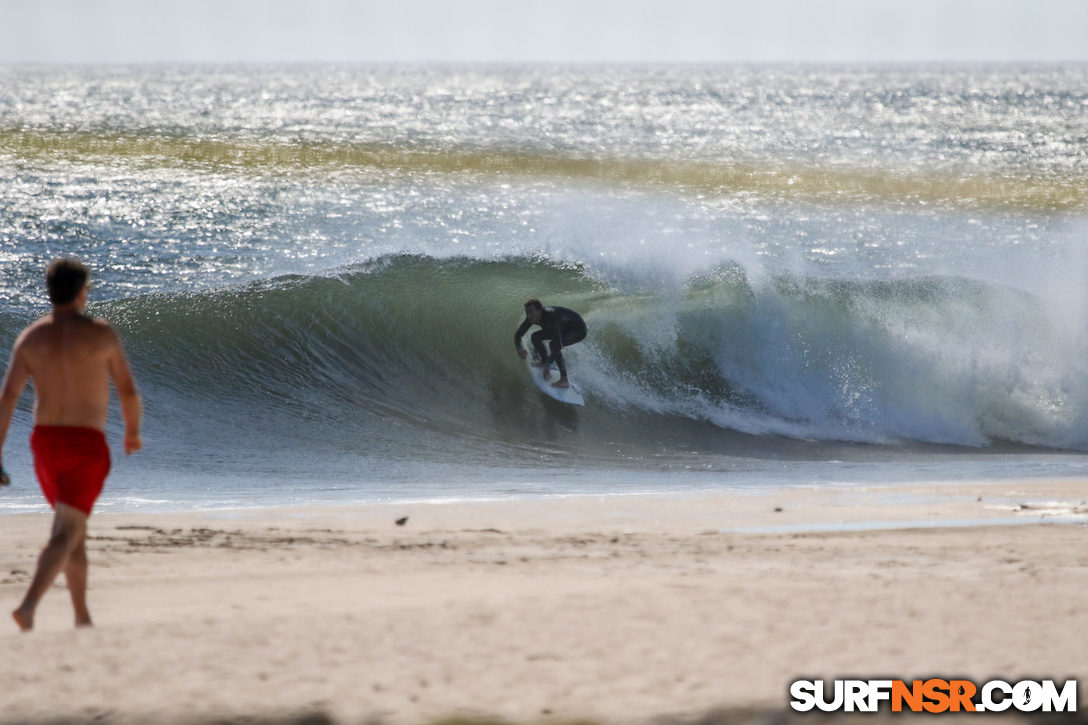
[[527, 359, 585, 406]]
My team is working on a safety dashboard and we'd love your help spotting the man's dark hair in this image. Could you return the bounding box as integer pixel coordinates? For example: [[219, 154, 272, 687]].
[[45, 258, 90, 305], [524, 298, 544, 312]]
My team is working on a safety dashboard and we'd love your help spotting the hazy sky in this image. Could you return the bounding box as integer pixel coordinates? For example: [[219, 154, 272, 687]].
[[2, 0, 1087, 64]]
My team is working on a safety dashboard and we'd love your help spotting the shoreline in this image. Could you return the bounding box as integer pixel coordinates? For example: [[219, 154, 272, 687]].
[[20, 474, 1088, 532], [2, 478, 1086, 724], [6, 473, 1088, 526]]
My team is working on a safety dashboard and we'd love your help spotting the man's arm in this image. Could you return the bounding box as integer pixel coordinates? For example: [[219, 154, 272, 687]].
[[514, 318, 532, 354], [0, 341, 31, 481], [106, 327, 142, 456]]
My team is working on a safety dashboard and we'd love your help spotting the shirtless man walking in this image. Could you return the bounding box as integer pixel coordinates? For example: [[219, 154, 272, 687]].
[[0, 258, 142, 631]]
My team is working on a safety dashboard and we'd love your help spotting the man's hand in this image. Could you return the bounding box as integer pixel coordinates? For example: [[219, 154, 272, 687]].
[[0, 464, 9, 486], [124, 433, 143, 456], [517, 348, 528, 360]]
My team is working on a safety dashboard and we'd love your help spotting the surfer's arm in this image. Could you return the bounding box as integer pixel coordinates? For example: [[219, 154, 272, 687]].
[[514, 319, 532, 355]]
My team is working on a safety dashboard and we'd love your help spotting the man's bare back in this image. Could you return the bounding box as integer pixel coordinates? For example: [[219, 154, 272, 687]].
[[18, 312, 121, 431], [5, 309, 141, 455]]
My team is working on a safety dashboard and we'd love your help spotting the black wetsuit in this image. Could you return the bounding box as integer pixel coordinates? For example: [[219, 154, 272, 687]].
[[514, 306, 587, 378]]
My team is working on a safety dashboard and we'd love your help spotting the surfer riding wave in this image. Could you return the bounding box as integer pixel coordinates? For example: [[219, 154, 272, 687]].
[[514, 299, 587, 388]]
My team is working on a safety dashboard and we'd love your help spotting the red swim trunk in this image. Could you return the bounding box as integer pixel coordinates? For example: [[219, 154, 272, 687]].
[[30, 426, 111, 516]]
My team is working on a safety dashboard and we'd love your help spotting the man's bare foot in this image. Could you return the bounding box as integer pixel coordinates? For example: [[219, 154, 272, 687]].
[[552, 378, 570, 388], [75, 615, 93, 629], [12, 608, 32, 632]]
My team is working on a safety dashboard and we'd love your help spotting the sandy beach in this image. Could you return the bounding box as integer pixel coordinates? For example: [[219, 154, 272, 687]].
[[2, 478, 1087, 725]]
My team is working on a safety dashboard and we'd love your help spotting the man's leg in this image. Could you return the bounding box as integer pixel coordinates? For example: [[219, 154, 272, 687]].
[[65, 537, 92, 628], [562, 325, 586, 348], [549, 324, 584, 387], [549, 339, 567, 378], [12, 503, 88, 632], [530, 330, 550, 364]]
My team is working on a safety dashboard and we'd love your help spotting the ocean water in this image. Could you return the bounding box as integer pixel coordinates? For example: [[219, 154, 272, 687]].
[[1, 64, 1087, 512]]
